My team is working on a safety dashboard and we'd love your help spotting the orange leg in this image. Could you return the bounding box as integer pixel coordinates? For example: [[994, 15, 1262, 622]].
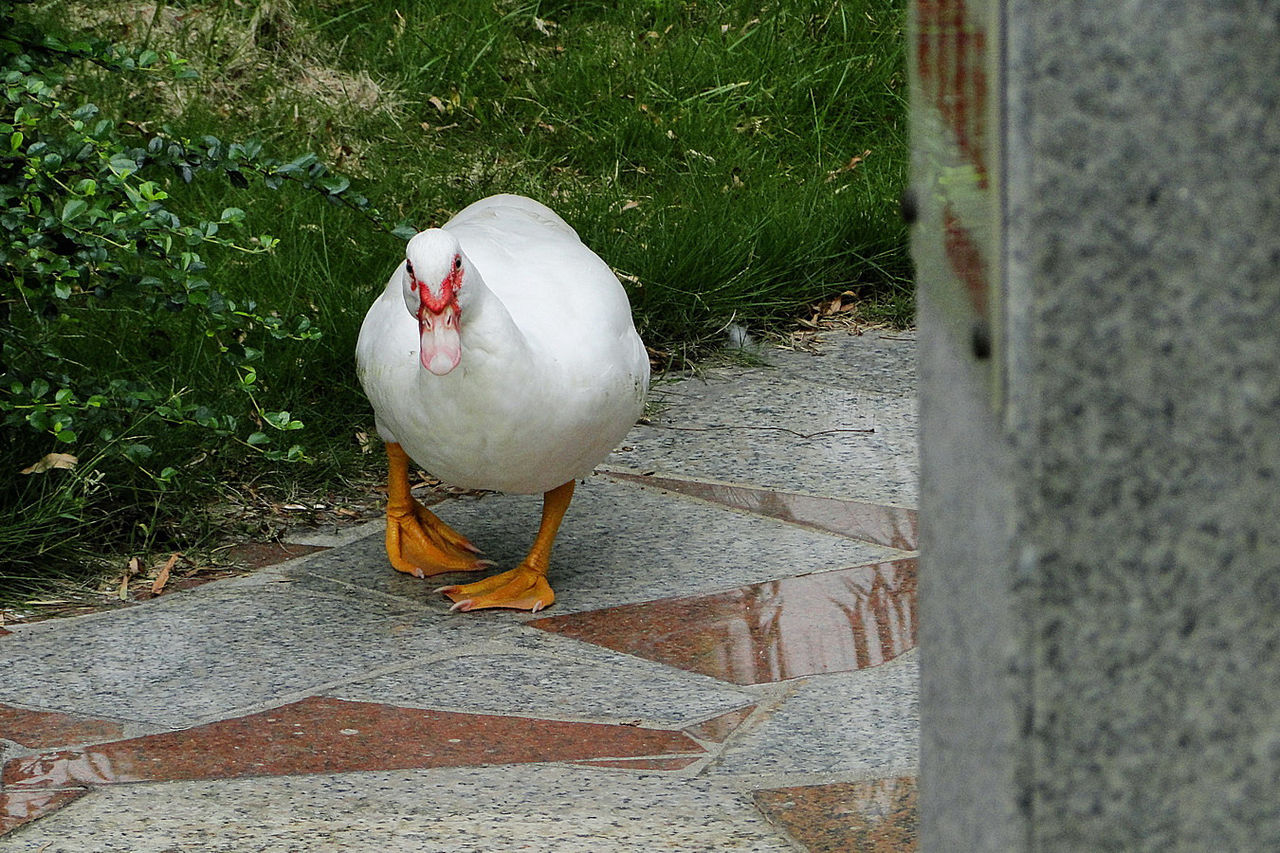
[[438, 479, 575, 613], [383, 442, 491, 578]]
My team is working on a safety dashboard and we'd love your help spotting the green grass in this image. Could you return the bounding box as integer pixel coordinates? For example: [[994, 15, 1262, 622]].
[[77, 0, 912, 333], [2, 0, 909, 597]]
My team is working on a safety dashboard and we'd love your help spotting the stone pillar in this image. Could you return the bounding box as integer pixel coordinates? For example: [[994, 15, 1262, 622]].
[[911, 1, 1280, 849]]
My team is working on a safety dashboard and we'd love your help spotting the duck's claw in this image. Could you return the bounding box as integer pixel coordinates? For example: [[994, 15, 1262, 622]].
[[437, 565, 555, 613]]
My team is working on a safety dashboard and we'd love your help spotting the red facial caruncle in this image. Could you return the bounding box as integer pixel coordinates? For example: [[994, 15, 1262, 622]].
[[409, 255, 463, 315], [409, 253, 464, 376]]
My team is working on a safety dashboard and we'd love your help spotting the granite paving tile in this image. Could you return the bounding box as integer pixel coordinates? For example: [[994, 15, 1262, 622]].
[[295, 476, 897, 616], [329, 640, 755, 727], [711, 654, 919, 779], [0, 766, 797, 852], [530, 559, 918, 685], [643, 368, 879, 434], [284, 518, 388, 549], [279, 527, 492, 607], [0, 587, 490, 727], [604, 471, 919, 550], [753, 331, 918, 396], [609, 376, 917, 505], [572, 756, 704, 771], [754, 776, 918, 852]]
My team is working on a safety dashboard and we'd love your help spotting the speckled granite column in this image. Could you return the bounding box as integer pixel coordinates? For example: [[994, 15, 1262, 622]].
[[915, 1, 1280, 849]]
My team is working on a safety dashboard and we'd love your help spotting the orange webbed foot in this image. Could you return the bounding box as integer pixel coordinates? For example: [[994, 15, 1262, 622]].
[[381, 441, 492, 578], [386, 498, 494, 578], [434, 479, 575, 613], [436, 565, 555, 613]]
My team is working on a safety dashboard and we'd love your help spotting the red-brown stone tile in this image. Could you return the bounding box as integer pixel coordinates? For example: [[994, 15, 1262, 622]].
[[0, 789, 89, 836], [3, 697, 704, 789], [530, 559, 917, 685], [754, 776, 917, 852], [606, 472, 918, 551], [0, 704, 127, 749], [222, 542, 330, 571]]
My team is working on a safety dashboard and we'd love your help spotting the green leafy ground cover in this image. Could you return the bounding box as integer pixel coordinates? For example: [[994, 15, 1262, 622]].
[[1, 0, 908, 599]]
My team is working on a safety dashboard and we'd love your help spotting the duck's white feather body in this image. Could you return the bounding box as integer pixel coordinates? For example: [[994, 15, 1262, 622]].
[[356, 195, 648, 495]]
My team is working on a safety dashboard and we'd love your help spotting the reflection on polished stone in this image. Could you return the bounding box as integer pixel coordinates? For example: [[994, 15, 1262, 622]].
[[530, 559, 917, 685], [0, 789, 89, 836], [753, 776, 917, 852], [2, 697, 704, 790], [0, 703, 126, 749], [605, 471, 918, 550]]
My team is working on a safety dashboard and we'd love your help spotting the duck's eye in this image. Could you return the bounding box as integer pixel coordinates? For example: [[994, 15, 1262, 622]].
[[406, 262, 415, 276], [453, 256, 462, 271]]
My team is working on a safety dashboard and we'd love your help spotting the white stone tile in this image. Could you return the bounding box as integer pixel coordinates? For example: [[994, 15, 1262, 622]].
[[711, 652, 919, 780], [329, 628, 756, 728], [296, 476, 900, 616], [0, 766, 796, 852]]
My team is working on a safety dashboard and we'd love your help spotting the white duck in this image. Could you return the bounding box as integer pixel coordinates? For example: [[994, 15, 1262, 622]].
[[356, 194, 649, 612]]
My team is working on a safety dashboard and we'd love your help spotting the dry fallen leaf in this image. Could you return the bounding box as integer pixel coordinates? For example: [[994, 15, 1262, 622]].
[[20, 453, 78, 475], [151, 553, 180, 596]]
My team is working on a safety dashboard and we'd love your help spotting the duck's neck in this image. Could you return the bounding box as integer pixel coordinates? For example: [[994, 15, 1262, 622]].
[[445, 273, 535, 382]]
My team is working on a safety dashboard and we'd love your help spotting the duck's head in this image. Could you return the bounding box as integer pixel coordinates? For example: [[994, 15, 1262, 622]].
[[402, 229, 469, 376]]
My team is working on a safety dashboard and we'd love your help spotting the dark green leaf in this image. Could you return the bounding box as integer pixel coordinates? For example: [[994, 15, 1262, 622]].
[[60, 199, 88, 222]]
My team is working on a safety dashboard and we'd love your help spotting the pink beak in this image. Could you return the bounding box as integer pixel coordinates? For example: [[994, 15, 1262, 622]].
[[419, 304, 461, 375]]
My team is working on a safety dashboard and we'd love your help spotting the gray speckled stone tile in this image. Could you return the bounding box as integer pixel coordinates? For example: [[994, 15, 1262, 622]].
[[711, 653, 919, 780], [609, 367, 917, 506], [329, 628, 755, 727], [752, 330, 918, 395], [282, 526, 475, 610], [284, 518, 385, 549], [0, 766, 795, 852], [297, 476, 899, 616], [0, 587, 490, 728]]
